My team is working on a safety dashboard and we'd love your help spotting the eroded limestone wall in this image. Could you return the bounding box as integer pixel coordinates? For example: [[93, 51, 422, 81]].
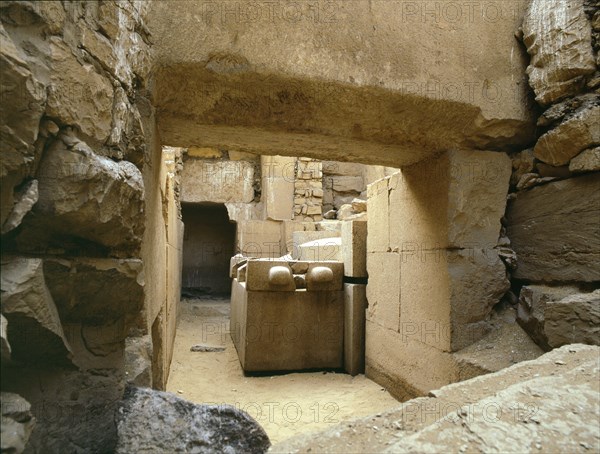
[[0, 1, 180, 451], [505, 0, 600, 351]]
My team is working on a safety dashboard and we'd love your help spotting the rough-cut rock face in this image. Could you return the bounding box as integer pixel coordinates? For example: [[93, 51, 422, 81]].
[[519, 285, 600, 350], [517, 285, 582, 350], [0, 392, 35, 454], [46, 39, 114, 144], [116, 387, 271, 454], [2, 367, 125, 454], [1, 179, 38, 234], [1, 314, 10, 363], [545, 289, 600, 347], [13, 135, 145, 256], [43, 257, 144, 325], [522, 0, 597, 105], [506, 173, 600, 282], [570, 146, 600, 172], [0, 257, 72, 365], [0, 22, 45, 181], [534, 104, 600, 166]]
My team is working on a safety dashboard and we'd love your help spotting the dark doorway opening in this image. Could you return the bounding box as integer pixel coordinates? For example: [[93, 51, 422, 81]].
[[181, 203, 236, 297]]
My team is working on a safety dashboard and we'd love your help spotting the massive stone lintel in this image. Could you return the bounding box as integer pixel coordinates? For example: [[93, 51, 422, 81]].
[[148, 0, 534, 167]]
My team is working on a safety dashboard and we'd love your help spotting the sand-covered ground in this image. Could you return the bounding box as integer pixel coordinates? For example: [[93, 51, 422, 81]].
[[167, 297, 400, 444]]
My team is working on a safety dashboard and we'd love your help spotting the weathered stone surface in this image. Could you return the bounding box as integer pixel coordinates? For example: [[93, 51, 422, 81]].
[[336, 204, 355, 220], [149, 1, 535, 166], [517, 285, 581, 350], [124, 334, 153, 388], [116, 386, 271, 454], [1, 314, 10, 363], [453, 307, 544, 381], [546, 289, 600, 348], [187, 147, 222, 159], [0, 392, 35, 454], [519, 286, 600, 350], [263, 155, 295, 221], [329, 175, 364, 193], [366, 252, 400, 332], [273, 345, 600, 454], [181, 158, 254, 204], [534, 105, 600, 166], [0, 23, 45, 182], [384, 347, 600, 453], [570, 146, 600, 172], [17, 136, 145, 254], [448, 249, 510, 351], [322, 161, 366, 177], [522, 0, 596, 105], [344, 283, 367, 376], [389, 150, 512, 251], [341, 220, 367, 278], [366, 176, 390, 253], [537, 93, 599, 128], [0, 23, 45, 228], [43, 257, 144, 324], [1, 179, 38, 234], [238, 220, 282, 258], [0, 257, 72, 365], [506, 173, 600, 282], [291, 230, 340, 253], [294, 237, 341, 262], [245, 260, 295, 292], [351, 198, 367, 213], [2, 367, 125, 453], [535, 162, 572, 178], [46, 38, 114, 144]]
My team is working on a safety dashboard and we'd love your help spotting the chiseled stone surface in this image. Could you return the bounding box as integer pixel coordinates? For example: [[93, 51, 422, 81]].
[[181, 158, 255, 204], [149, 0, 535, 166], [341, 220, 367, 278]]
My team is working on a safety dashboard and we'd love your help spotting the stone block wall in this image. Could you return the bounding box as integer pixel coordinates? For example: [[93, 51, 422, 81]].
[[294, 157, 324, 222], [365, 149, 512, 399], [505, 0, 600, 352]]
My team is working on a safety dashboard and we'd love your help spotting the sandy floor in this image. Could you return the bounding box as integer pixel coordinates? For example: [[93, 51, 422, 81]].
[[167, 297, 400, 444]]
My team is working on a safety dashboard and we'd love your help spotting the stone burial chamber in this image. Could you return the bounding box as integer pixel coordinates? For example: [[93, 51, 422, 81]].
[[1, 0, 599, 452]]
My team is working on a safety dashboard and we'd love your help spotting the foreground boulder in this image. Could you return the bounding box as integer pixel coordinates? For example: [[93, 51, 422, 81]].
[[116, 387, 271, 454]]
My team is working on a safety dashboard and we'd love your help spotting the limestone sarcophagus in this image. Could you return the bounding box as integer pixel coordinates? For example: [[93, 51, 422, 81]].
[[230, 258, 344, 372]]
